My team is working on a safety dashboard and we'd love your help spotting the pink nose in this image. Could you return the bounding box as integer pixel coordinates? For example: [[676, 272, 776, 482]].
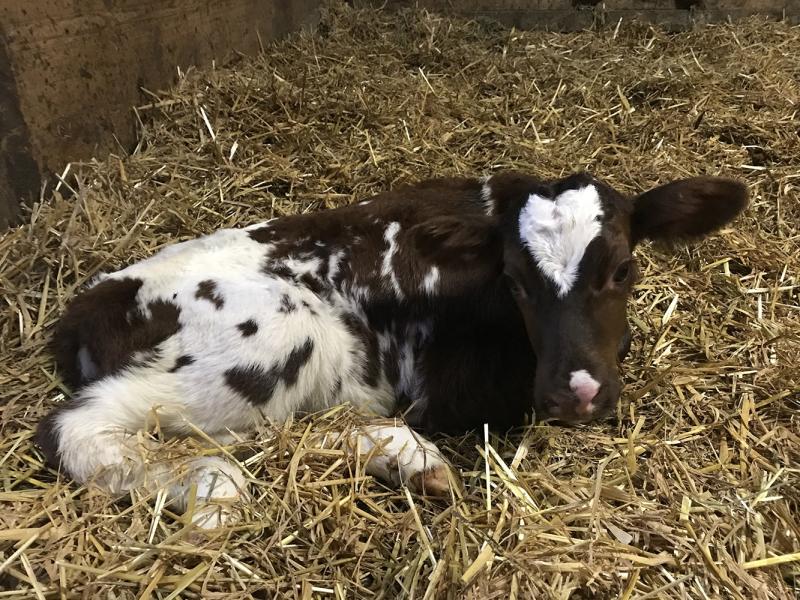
[[569, 370, 600, 416]]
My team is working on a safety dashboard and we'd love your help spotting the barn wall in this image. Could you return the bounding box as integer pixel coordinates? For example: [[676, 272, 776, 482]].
[[1, 1, 798, 228], [0, 0, 321, 229], [0, 32, 35, 228], [375, 1, 800, 31]]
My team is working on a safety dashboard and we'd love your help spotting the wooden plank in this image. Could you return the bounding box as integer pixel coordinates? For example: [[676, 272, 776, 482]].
[[2, 0, 797, 226], [0, 30, 40, 229], [380, 0, 800, 30], [0, 0, 320, 227]]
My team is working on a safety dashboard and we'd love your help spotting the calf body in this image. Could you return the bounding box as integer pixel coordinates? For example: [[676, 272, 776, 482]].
[[37, 171, 747, 527]]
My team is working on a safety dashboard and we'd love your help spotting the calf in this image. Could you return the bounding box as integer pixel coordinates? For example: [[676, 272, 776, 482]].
[[36, 171, 747, 527]]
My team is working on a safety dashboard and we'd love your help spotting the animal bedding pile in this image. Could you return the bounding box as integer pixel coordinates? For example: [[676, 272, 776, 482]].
[[1, 3, 799, 598]]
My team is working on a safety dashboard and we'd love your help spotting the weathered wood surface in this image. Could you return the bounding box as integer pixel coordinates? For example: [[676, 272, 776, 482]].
[[2, 0, 798, 228], [379, 0, 800, 31], [0, 0, 320, 228]]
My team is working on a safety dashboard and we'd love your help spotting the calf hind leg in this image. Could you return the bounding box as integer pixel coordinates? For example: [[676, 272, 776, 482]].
[[36, 375, 247, 529], [167, 455, 248, 529]]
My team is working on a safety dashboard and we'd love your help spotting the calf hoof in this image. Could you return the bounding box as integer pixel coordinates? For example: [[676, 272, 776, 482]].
[[409, 464, 452, 497], [345, 424, 456, 497], [171, 456, 247, 530], [190, 502, 240, 530]]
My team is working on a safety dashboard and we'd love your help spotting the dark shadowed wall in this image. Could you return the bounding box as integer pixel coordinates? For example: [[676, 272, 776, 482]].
[[1, 0, 798, 228], [374, 0, 799, 31], [0, 0, 321, 228]]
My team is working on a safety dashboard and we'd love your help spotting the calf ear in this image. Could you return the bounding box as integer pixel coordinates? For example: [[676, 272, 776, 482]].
[[409, 215, 503, 272], [631, 177, 748, 246]]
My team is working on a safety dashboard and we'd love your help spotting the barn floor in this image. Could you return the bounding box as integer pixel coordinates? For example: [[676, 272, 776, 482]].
[[1, 3, 799, 598]]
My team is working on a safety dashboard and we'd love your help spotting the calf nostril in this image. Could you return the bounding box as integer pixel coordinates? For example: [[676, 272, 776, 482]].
[[574, 397, 596, 417], [569, 369, 600, 404], [573, 384, 599, 405], [544, 396, 561, 410]]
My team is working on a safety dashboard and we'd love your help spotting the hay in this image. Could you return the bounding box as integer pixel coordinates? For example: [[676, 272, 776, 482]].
[[1, 2, 799, 597]]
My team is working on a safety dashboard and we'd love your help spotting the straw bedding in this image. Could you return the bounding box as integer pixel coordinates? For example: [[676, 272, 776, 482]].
[[1, 2, 798, 598]]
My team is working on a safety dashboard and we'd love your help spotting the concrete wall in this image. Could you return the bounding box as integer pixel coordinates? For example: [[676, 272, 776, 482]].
[[0, 0, 321, 228]]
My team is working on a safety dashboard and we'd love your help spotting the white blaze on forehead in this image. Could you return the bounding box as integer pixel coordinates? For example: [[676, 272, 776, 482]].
[[518, 185, 603, 297]]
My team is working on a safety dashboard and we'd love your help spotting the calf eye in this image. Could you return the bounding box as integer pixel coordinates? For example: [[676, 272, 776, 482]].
[[612, 260, 632, 285]]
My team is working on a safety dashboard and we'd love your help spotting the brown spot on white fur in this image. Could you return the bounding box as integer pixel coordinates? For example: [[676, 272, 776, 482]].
[[195, 280, 224, 309], [169, 355, 195, 373], [237, 319, 258, 336]]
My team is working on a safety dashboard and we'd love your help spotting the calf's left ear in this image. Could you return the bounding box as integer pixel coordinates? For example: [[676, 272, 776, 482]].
[[631, 177, 749, 246]]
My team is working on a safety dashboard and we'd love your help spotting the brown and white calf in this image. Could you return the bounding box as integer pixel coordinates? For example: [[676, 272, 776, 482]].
[[36, 171, 747, 527]]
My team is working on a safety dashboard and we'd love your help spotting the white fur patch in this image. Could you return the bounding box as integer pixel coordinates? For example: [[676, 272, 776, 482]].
[[381, 222, 404, 298], [421, 266, 440, 295], [518, 185, 603, 297], [480, 176, 494, 216], [243, 218, 276, 231], [77, 346, 98, 380], [328, 250, 345, 283]]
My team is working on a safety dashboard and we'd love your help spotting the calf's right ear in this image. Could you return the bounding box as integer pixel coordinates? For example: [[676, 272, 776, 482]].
[[631, 177, 749, 246]]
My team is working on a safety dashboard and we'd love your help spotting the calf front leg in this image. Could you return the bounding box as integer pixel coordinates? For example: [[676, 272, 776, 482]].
[[325, 423, 452, 496]]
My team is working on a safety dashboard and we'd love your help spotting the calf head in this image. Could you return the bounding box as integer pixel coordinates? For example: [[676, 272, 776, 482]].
[[415, 171, 748, 425]]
